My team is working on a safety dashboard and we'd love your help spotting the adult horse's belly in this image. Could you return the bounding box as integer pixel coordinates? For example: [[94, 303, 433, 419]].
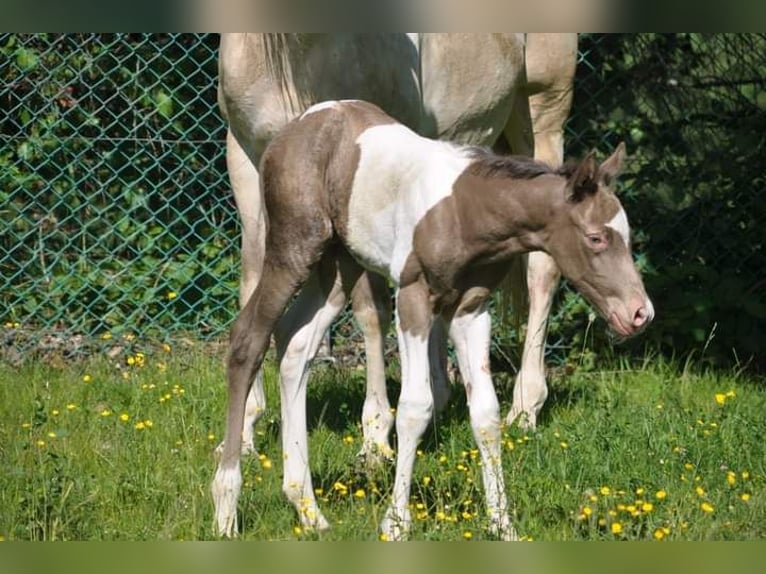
[[419, 33, 526, 145]]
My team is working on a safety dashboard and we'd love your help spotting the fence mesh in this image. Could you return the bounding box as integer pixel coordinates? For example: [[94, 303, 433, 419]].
[[2, 34, 764, 369]]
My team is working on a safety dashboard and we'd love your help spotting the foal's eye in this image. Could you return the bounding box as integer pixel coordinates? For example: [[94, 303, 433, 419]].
[[586, 233, 608, 250]]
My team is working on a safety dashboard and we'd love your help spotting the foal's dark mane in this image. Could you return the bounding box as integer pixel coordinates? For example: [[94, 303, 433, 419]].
[[465, 147, 577, 180]]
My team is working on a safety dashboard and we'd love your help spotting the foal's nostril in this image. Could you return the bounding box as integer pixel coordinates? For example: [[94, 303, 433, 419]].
[[633, 306, 649, 328]]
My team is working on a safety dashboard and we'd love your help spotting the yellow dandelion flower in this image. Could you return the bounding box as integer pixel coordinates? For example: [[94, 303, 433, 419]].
[[51, 409, 59, 416], [462, 531, 473, 540], [207, 433, 215, 441], [163, 343, 171, 352], [740, 493, 750, 502], [695, 486, 705, 497], [582, 505, 593, 517], [134, 421, 146, 430], [742, 471, 750, 480], [333, 481, 348, 493], [642, 502, 654, 512], [293, 526, 303, 536], [83, 374, 92, 383], [714, 393, 726, 405], [560, 441, 569, 449], [47, 431, 56, 438], [66, 403, 76, 411], [725, 390, 736, 398], [101, 409, 112, 417], [354, 489, 366, 499], [167, 291, 177, 300], [635, 487, 645, 496], [343, 435, 354, 445], [599, 486, 611, 496], [423, 476, 432, 486], [101, 332, 112, 340], [261, 458, 273, 470], [700, 502, 714, 514], [127, 356, 135, 366], [611, 522, 623, 535], [379, 533, 389, 542], [21, 422, 31, 429], [653, 528, 665, 541], [726, 472, 737, 486], [684, 463, 694, 471], [36, 440, 46, 447], [588, 494, 598, 503], [119, 413, 129, 422]]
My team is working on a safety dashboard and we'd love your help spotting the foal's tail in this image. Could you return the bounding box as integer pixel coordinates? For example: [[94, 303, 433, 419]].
[[497, 254, 529, 340]]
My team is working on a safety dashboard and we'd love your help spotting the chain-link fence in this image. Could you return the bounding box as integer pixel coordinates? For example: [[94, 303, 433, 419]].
[[1, 34, 236, 361], [2, 34, 765, 369]]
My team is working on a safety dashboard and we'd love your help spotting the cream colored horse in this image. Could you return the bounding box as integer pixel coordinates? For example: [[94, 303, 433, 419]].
[[217, 33, 577, 463]]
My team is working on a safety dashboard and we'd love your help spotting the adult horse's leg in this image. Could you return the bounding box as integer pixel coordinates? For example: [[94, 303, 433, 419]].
[[274, 252, 348, 531], [212, 240, 325, 537], [381, 281, 434, 541], [347, 268, 395, 464], [226, 129, 267, 455], [448, 299, 516, 540], [503, 34, 575, 429], [505, 251, 560, 429]]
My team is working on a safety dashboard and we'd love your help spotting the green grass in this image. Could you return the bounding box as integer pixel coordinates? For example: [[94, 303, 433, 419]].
[[1, 339, 764, 541]]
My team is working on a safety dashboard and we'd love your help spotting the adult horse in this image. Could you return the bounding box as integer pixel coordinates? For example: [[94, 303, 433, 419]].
[[212, 100, 654, 540], [217, 33, 578, 463]]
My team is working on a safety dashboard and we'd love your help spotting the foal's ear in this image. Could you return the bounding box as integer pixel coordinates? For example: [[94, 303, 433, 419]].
[[568, 151, 598, 203], [598, 142, 627, 186]]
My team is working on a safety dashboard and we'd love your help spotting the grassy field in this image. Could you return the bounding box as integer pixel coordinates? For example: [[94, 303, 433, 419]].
[[1, 338, 764, 541]]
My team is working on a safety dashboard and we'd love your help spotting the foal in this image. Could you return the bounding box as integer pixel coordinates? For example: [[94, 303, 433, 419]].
[[212, 100, 653, 540]]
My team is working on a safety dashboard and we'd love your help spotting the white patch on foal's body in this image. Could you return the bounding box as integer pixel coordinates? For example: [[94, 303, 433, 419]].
[[606, 207, 630, 246], [347, 124, 471, 283], [300, 99, 364, 120]]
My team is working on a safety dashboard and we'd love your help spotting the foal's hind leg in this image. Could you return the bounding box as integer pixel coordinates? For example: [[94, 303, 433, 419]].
[[345, 266, 394, 465], [225, 128, 268, 456], [212, 246, 324, 537], [275, 254, 348, 532]]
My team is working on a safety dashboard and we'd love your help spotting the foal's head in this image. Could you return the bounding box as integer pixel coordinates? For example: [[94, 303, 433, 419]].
[[547, 143, 654, 337]]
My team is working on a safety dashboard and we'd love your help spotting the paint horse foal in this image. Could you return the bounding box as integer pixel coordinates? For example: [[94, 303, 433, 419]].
[[212, 100, 654, 540], [219, 34, 579, 462]]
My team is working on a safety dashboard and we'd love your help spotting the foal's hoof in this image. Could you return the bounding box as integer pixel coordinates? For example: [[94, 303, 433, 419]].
[[357, 442, 394, 468]]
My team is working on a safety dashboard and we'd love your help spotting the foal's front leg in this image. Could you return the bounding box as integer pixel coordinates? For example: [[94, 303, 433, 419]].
[[450, 302, 516, 540], [380, 282, 434, 541]]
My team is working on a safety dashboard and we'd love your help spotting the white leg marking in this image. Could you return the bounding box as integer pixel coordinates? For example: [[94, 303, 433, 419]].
[[275, 270, 347, 531], [450, 308, 516, 541], [507, 251, 559, 429], [212, 461, 242, 537], [381, 300, 433, 541], [353, 281, 394, 463]]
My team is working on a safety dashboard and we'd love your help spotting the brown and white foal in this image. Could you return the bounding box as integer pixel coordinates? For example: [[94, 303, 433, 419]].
[[212, 100, 654, 540]]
